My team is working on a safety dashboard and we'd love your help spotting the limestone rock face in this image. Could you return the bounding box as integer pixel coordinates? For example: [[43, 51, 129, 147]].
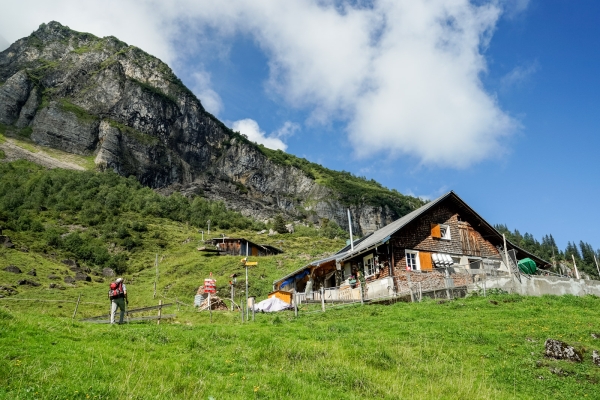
[[31, 102, 100, 154], [0, 71, 32, 125], [0, 21, 422, 235]]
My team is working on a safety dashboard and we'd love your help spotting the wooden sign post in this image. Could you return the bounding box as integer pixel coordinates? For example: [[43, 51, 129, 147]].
[[241, 254, 258, 323]]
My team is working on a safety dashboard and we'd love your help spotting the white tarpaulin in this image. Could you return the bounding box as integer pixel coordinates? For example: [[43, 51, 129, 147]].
[[252, 297, 292, 312]]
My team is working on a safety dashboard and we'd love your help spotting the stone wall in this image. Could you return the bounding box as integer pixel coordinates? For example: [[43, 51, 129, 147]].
[[482, 275, 600, 297]]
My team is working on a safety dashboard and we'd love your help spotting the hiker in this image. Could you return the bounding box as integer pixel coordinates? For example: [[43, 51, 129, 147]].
[[108, 277, 128, 324]]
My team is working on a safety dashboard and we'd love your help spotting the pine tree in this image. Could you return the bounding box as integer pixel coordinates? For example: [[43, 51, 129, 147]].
[[273, 214, 288, 234]]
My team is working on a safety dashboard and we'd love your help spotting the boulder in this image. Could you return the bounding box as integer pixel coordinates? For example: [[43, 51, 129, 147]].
[[62, 259, 79, 268], [27, 269, 36, 276], [48, 274, 60, 280], [0, 285, 17, 296], [544, 339, 582, 362], [74, 272, 91, 282], [102, 268, 115, 277], [3, 265, 22, 273], [18, 279, 40, 287], [93, 277, 105, 283], [593, 350, 600, 367], [64, 276, 76, 284], [49, 283, 65, 290], [0, 235, 15, 248]]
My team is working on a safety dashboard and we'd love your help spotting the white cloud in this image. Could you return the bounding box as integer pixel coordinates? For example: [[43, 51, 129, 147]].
[[0, 1, 177, 64], [0, 0, 528, 168], [0, 35, 9, 52], [190, 70, 223, 116], [273, 121, 300, 139], [500, 61, 539, 91], [230, 119, 289, 151], [503, 0, 531, 18]]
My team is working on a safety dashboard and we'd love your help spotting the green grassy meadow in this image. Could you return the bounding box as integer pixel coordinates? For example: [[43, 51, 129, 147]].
[[2, 294, 600, 399]]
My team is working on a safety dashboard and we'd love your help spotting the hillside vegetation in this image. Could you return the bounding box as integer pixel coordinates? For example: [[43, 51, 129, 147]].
[[256, 143, 424, 215], [0, 159, 346, 301]]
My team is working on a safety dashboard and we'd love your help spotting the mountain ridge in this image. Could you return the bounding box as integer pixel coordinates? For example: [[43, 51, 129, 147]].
[[0, 21, 424, 234]]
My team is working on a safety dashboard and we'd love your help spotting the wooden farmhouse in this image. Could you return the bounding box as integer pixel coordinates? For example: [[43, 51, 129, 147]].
[[200, 237, 283, 257], [274, 191, 548, 300]]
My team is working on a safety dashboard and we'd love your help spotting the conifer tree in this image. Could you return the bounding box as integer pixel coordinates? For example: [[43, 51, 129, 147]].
[[273, 214, 288, 234]]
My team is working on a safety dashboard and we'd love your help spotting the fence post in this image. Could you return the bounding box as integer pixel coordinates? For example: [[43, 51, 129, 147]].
[[208, 293, 212, 323], [72, 293, 82, 321], [407, 275, 415, 302], [359, 282, 364, 305], [294, 292, 298, 317], [483, 274, 487, 296], [252, 297, 255, 322], [321, 287, 325, 312], [157, 300, 162, 325], [418, 282, 422, 302], [444, 268, 451, 299]]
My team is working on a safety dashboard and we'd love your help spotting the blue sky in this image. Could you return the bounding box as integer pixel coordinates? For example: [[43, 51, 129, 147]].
[[1, 0, 598, 251]]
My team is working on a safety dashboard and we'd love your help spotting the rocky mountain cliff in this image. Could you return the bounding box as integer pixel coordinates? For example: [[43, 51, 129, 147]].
[[0, 22, 424, 235]]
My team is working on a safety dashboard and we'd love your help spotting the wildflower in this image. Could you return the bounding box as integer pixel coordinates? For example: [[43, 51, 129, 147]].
[[254, 386, 260, 392]]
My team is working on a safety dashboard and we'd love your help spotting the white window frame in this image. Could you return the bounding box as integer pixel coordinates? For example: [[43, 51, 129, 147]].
[[406, 250, 420, 271], [439, 224, 451, 240], [363, 254, 376, 277]]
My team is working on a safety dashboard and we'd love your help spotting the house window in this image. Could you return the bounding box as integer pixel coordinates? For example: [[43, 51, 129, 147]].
[[363, 254, 376, 276], [406, 250, 420, 271], [439, 224, 451, 240], [431, 223, 451, 240]]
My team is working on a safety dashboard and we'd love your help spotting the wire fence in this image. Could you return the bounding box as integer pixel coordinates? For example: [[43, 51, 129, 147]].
[[0, 266, 514, 323]]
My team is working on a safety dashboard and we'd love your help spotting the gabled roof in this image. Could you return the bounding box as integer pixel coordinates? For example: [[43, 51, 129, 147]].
[[206, 237, 283, 254], [273, 191, 549, 286]]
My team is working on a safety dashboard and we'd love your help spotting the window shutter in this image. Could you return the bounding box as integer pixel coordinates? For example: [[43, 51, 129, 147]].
[[419, 251, 433, 271], [431, 223, 441, 238]]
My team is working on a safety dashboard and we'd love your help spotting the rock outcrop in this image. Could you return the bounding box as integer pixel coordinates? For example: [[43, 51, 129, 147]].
[[0, 22, 423, 235]]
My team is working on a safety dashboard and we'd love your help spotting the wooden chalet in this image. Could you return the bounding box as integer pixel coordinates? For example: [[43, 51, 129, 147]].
[[274, 191, 548, 298], [200, 237, 283, 256]]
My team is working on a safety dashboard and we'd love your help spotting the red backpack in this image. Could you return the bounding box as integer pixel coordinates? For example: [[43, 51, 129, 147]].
[[109, 282, 123, 298]]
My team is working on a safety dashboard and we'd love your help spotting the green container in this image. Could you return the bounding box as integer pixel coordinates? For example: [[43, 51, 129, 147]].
[[518, 258, 537, 275]]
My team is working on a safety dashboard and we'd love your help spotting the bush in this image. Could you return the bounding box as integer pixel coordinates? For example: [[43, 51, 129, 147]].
[[320, 219, 348, 239]]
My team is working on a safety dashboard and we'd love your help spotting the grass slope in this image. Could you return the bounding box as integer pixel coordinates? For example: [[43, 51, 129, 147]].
[[1, 295, 600, 399]]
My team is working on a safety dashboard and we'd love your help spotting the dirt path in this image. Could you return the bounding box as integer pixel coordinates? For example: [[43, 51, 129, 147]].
[[0, 139, 86, 171]]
